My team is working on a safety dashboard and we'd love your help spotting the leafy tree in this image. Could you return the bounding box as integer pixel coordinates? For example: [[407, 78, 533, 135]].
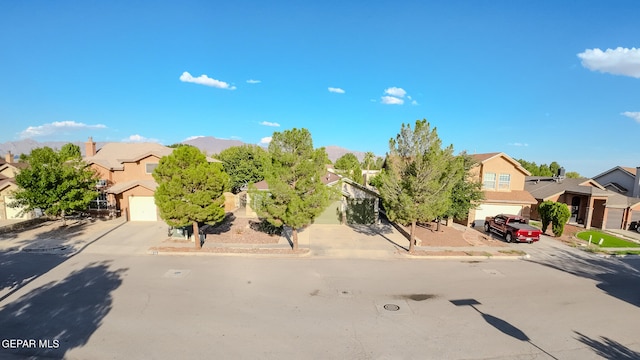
[[334, 153, 364, 184], [249, 128, 333, 251], [377, 119, 463, 252], [361, 152, 375, 170], [538, 200, 571, 237], [442, 152, 485, 225], [11, 145, 98, 224], [153, 146, 229, 249], [566, 171, 581, 179], [217, 145, 269, 193], [516, 158, 581, 178]]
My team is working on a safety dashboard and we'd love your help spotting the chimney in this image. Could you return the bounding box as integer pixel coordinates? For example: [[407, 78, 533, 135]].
[[5, 151, 13, 163], [85, 137, 96, 157], [633, 167, 640, 198]]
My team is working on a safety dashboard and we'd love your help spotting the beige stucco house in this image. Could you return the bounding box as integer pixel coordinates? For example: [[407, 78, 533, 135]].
[[84, 138, 173, 221], [465, 152, 538, 227], [0, 152, 32, 220]]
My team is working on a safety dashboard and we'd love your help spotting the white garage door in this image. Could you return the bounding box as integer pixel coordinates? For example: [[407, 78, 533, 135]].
[[129, 196, 158, 221], [4, 196, 28, 219], [473, 204, 523, 227]]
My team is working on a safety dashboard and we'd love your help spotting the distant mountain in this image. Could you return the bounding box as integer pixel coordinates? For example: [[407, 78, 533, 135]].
[[0, 138, 375, 163], [181, 136, 245, 155], [0, 139, 107, 160], [324, 146, 368, 163]]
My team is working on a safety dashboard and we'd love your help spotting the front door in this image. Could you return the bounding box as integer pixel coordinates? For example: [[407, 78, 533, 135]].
[[570, 197, 580, 223]]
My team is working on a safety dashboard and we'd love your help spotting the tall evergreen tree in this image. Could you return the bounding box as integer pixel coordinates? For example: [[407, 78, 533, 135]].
[[442, 152, 484, 225], [11, 145, 98, 224], [249, 128, 332, 251], [378, 120, 463, 252], [153, 146, 229, 249]]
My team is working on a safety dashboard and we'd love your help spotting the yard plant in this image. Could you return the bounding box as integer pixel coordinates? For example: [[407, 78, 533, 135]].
[[539, 200, 571, 237]]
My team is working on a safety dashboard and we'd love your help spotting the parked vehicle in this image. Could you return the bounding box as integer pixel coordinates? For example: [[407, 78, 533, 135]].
[[484, 214, 542, 243], [629, 221, 640, 233]]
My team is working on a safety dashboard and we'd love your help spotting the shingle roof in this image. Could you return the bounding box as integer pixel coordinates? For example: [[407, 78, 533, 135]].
[[106, 180, 158, 195], [85, 143, 173, 170], [525, 177, 607, 200], [483, 190, 537, 204]]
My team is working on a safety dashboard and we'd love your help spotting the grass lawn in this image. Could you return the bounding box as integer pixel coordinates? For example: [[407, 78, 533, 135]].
[[576, 230, 640, 248]]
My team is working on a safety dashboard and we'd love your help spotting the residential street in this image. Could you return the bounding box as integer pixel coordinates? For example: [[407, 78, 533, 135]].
[[1, 223, 640, 359]]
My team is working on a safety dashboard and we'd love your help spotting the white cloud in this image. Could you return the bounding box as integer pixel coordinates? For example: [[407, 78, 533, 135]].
[[328, 87, 345, 94], [260, 121, 280, 127], [577, 47, 640, 78], [507, 142, 529, 147], [411, 100, 419, 106], [179, 71, 236, 90], [622, 111, 640, 123], [384, 87, 407, 98], [259, 136, 272, 145], [19, 121, 107, 138], [381, 96, 404, 105], [183, 135, 205, 141], [123, 134, 159, 143], [246, 79, 261, 84]]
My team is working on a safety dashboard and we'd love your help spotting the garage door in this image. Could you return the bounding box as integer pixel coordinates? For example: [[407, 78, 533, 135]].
[[4, 196, 28, 219], [605, 208, 624, 230], [472, 204, 523, 227], [129, 196, 158, 221], [315, 200, 342, 224]]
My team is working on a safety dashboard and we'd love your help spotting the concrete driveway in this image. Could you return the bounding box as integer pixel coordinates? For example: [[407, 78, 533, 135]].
[[300, 220, 409, 259]]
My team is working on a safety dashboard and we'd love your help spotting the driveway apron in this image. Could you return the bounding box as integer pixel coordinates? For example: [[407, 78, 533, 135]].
[[306, 222, 408, 259]]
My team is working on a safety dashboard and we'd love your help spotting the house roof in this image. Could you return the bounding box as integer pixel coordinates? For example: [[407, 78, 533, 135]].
[[106, 180, 158, 195], [525, 177, 607, 200], [483, 190, 538, 205], [601, 182, 628, 194], [470, 152, 531, 176], [0, 177, 17, 192], [85, 143, 174, 171], [592, 166, 637, 180]]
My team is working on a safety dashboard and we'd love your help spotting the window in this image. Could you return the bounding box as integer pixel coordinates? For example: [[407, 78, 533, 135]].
[[145, 163, 158, 174], [96, 179, 107, 188], [483, 173, 496, 190], [498, 174, 511, 190], [89, 192, 108, 210]]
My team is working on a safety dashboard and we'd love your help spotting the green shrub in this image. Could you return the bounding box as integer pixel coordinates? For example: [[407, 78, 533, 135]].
[[539, 200, 571, 237]]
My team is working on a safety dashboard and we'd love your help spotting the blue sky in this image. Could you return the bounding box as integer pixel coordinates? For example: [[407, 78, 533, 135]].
[[1, 1, 639, 176]]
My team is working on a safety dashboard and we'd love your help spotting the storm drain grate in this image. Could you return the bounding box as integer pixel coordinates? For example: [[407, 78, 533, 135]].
[[383, 304, 400, 311]]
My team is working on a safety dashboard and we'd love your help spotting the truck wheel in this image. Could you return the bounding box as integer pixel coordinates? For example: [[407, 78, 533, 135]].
[[636, 227, 640, 234], [484, 222, 490, 232], [505, 232, 513, 243]]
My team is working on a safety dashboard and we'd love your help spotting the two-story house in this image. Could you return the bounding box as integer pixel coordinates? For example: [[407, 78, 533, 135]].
[[465, 152, 537, 227], [592, 166, 640, 198], [0, 152, 32, 220], [84, 138, 173, 221]]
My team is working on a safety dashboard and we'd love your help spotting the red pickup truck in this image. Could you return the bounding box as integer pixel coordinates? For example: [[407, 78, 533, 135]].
[[484, 214, 542, 243]]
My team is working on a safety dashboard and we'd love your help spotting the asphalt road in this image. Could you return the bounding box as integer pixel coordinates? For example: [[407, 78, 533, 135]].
[[1, 224, 639, 359]]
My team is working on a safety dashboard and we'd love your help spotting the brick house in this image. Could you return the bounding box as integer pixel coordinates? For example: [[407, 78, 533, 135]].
[[465, 152, 538, 227], [525, 176, 640, 230]]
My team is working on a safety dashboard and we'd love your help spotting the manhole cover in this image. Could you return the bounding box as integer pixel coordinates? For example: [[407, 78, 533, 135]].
[[383, 304, 400, 311]]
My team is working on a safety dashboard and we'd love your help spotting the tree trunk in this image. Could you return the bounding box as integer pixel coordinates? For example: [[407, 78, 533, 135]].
[[436, 218, 441, 232], [193, 221, 201, 249], [409, 221, 416, 253], [292, 228, 299, 251]]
